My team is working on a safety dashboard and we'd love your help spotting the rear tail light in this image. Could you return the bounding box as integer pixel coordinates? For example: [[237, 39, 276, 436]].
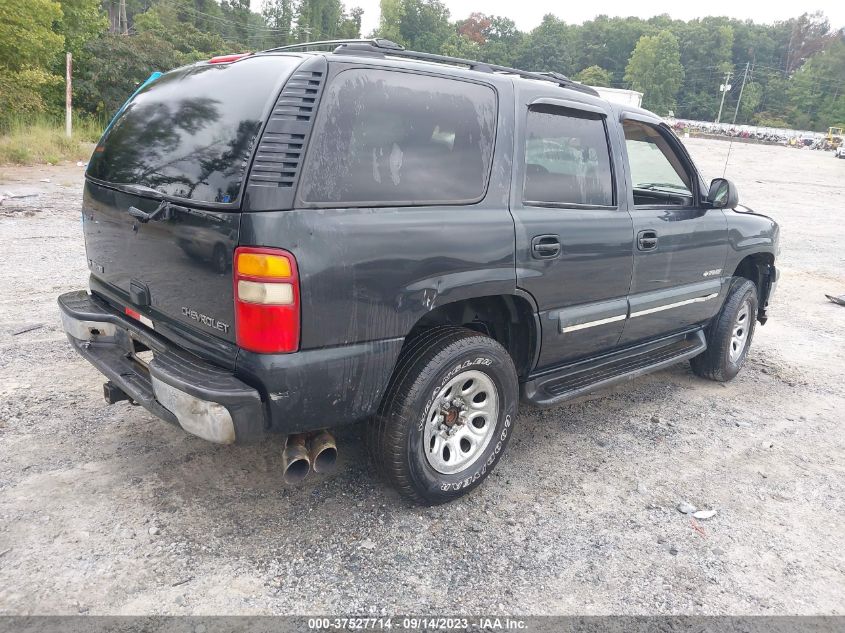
[[234, 247, 299, 353]]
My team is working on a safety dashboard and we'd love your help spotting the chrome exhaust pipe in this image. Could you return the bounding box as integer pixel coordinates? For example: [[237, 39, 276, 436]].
[[282, 433, 310, 484], [309, 431, 338, 474]]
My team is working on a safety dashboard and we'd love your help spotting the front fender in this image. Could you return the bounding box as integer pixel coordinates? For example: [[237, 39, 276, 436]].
[[725, 206, 779, 270]]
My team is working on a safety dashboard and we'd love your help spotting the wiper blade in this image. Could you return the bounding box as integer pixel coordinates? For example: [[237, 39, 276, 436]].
[[636, 182, 688, 191], [114, 183, 166, 200], [128, 200, 170, 223]]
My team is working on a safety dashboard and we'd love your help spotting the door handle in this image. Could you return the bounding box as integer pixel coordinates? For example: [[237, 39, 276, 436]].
[[531, 235, 561, 259], [637, 230, 658, 251]]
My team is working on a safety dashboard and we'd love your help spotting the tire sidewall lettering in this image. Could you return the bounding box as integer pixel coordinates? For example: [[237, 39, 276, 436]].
[[439, 414, 511, 492]]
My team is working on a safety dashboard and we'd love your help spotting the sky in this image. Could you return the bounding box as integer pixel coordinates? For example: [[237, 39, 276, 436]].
[[251, 0, 845, 38]]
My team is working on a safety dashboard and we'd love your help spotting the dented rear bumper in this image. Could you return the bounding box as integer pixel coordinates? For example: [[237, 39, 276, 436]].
[[58, 290, 265, 444]]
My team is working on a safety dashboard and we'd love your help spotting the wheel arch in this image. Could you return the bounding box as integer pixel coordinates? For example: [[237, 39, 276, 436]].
[[404, 293, 540, 378], [732, 252, 776, 324]]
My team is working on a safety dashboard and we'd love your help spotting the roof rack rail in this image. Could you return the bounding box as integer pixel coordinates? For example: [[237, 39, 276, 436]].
[[262, 38, 405, 53], [260, 38, 600, 97]]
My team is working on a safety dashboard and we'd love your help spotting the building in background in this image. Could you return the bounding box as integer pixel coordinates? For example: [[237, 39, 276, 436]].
[[592, 87, 643, 108]]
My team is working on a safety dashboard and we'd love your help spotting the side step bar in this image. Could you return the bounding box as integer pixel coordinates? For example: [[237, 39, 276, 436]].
[[522, 329, 706, 407]]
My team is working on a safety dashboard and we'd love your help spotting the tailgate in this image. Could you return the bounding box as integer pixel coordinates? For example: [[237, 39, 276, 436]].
[[83, 180, 239, 344], [80, 54, 304, 358]]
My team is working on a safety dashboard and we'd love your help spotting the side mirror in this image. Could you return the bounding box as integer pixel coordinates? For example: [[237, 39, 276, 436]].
[[707, 178, 739, 209]]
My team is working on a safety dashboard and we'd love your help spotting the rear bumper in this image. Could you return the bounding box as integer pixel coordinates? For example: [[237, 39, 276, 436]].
[[58, 291, 265, 444]]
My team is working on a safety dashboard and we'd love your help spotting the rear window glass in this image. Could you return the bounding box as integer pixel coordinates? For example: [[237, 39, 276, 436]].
[[299, 69, 497, 206], [87, 55, 300, 204], [523, 105, 614, 206]]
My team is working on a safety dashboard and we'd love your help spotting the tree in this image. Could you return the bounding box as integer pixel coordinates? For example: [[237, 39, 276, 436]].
[[575, 15, 653, 83], [439, 32, 480, 59], [0, 0, 65, 125], [737, 81, 763, 123], [397, 0, 451, 52], [134, 3, 228, 57], [787, 37, 845, 129], [221, 0, 251, 45], [338, 6, 363, 38], [457, 12, 492, 44], [516, 15, 575, 76], [624, 30, 684, 115], [0, 0, 64, 72], [574, 65, 611, 87], [55, 0, 108, 61], [295, 0, 349, 42], [74, 32, 182, 116], [261, 0, 295, 47], [377, 0, 404, 43], [785, 11, 834, 72]]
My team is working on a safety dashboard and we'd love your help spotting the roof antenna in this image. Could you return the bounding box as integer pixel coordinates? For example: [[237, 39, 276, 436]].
[[722, 62, 750, 177], [722, 138, 735, 178]]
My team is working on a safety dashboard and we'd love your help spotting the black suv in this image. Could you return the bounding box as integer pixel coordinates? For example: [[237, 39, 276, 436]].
[[59, 39, 779, 504]]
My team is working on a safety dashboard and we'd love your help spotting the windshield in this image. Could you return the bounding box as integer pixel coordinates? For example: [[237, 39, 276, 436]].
[[86, 55, 301, 205]]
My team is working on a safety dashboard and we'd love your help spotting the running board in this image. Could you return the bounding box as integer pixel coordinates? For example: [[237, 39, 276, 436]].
[[522, 329, 706, 407]]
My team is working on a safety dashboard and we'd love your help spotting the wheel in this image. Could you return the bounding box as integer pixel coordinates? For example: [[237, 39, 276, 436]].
[[368, 327, 518, 505], [691, 278, 758, 381]]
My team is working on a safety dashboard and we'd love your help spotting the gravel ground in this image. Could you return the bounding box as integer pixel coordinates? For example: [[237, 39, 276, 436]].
[[0, 138, 843, 615]]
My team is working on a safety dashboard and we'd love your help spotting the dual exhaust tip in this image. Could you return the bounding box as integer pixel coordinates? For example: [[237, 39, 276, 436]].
[[282, 431, 337, 484]]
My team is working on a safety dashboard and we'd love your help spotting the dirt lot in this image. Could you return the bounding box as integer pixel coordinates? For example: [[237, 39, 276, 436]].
[[0, 138, 843, 616]]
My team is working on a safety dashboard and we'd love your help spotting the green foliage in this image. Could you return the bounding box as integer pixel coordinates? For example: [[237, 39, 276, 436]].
[[786, 38, 845, 129], [377, 0, 404, 42], [753, 112, 790, 128], [439, 33, 480, 60], [625, 30, 684, 115], [261, 0, 295, 48], [515, 15, 575, 75], [294, 0, 361, 41], [1, 0, 844, 149], [737, 82, 763, 123], [0, 114, 102, 164], [574, 65, 612, 87], [56, 0, 107, 60], [0, 69, 62, 127], [397, 0, 451, 52], [74, 32, 183, 117], [134, 2, 228, 57], [0, 0, 64, 72], [574, 16, 654, 83]]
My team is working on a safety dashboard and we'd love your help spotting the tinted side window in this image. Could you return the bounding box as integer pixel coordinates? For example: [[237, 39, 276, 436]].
[[623, 120, 692, 199], [299, 69, 496, 205], [523, 105, 614, 206]]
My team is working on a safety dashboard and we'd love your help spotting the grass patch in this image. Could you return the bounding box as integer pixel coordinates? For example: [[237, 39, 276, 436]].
[[0, 116, 104, 166]]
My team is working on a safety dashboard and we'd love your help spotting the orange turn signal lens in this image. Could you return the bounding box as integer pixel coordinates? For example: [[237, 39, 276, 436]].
[[236, 252, 292, 278]]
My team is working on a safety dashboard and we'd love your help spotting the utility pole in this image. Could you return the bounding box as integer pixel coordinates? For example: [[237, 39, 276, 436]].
[[65, 53, 72, 138], [715, 70, 732, 124], [119, 0, 128, 35], [731, 62, 751, 125]]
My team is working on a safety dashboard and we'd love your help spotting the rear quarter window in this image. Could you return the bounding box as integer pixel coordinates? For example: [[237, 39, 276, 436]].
[[86, 55, 301, 205], [298, 68, 497, 206]]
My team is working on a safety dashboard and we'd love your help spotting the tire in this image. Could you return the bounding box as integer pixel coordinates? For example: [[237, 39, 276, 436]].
[[691, 278, 758, 381], [368, 326, 519, 505]]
